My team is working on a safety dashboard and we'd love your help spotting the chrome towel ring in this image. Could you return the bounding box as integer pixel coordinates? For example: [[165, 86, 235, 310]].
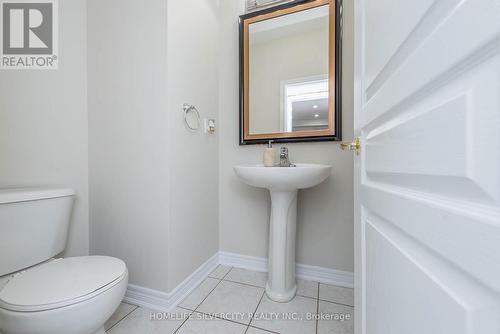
[[183, 103, 200, 131]]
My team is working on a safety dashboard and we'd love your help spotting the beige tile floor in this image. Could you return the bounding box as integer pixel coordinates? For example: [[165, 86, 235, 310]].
[[106, 265, 354, 334]]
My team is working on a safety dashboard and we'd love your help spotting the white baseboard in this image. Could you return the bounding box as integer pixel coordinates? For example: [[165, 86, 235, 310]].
[[296, 263, 354, 288], [124, 251, 353, 311], [219, 251, 354, 288], [218, 251, 268, 272], [123, 252, 219, 311], [124, 284, 171, 311]]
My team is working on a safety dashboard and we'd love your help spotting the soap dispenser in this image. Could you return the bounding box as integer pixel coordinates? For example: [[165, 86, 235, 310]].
[[263, 140, 275, 167]]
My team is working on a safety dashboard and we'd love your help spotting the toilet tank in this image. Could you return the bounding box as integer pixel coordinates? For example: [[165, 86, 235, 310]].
[[0, 188, 75, 276]]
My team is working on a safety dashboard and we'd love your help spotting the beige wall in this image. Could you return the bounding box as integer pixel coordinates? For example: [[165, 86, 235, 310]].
[[88, 0, 220, 293], [0, 0, 89, 257], [219, 0, 354, 272], [250, 28, 329, 134], [87, 0, 171, 292], [166, 0, 220, 291]]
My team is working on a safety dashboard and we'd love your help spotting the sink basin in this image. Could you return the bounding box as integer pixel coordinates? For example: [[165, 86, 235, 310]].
[[233, 164, 331, 191], [234, 163, 331, 302]]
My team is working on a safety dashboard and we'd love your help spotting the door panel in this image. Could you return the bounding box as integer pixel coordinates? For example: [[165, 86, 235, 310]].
[[364, 0, 500, 123], [355, 0, 500, 333], [365, 55, 500, 204], [364, 0, 434, 88], [365, 211, 500, 333], [363, 184, 500, 297]]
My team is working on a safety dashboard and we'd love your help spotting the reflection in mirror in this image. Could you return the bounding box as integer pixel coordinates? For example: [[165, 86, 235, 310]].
[[283, 76, 329, 132], [248, 5, 330, 135]]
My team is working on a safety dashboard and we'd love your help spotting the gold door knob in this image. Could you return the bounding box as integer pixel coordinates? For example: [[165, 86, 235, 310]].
[[340, 137, 361, 155]]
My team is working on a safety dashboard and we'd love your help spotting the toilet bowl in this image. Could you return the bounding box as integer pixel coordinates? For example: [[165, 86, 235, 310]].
[[0, 188, 129, 334], [0, 256, 128, 334]]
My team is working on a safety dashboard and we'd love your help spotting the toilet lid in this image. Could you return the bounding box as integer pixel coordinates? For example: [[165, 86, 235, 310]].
[[0, 256, 127, 312]]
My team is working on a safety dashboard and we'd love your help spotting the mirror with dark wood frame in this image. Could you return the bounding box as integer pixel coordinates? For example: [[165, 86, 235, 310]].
[[239, 0, 342, 145]]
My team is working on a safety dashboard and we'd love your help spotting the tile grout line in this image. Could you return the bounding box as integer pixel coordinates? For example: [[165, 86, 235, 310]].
[[222, 276, 318, 298], [223, 277, 319, 302], [174, 266, 233, 333], [221, 266, 234, 280], [318, 299, 354, 308], [106, 304, 139, 333], [181, 265, 232, 312], [316, 282, 320, 334], [184, 267, 267, 329], [189, 266, 233, 313], [191, 267, 271, 331], [207, 265, 232, 280], [172, 308, 194, 334], [248, 325, 281, 334], [245, 290, 287, 334], [222, 276, 321, 300], [245, 288, 266, 333], [189, 278, 223, 313], [178, 305, 194, 312], [223, 278, 267, 289], [247, 324, 281, 334], [317, 282, 354, 307], [297, 293, 320, 300]]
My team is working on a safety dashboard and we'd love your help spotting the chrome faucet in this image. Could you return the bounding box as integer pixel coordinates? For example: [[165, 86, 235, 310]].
[[279, 147, 295, 167]]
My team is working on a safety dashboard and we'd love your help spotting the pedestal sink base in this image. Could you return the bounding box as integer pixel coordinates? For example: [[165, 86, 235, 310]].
[[266, 282, 297, 302], [233, 164, 332, 303], [266, 190, 297, 303]]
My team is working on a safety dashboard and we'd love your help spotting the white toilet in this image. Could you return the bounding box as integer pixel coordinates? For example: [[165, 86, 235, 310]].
[[0, 188, 128, 334]]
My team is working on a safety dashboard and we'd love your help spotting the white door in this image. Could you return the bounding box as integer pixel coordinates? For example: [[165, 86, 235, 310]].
[[353, 0, 500, 333]]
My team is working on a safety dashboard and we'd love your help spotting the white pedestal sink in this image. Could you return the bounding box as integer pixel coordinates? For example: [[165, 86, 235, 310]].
[[234, 164, 331, 302]]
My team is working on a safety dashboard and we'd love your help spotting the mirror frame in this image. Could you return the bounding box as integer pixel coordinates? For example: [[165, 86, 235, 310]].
[[239, 0, 342, 145]]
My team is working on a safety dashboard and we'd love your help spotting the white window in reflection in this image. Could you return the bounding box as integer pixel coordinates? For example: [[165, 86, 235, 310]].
[[281, 76, 329, 132]]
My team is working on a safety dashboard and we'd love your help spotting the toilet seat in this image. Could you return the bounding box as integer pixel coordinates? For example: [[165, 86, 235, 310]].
[[0, 256, 127, 312]]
